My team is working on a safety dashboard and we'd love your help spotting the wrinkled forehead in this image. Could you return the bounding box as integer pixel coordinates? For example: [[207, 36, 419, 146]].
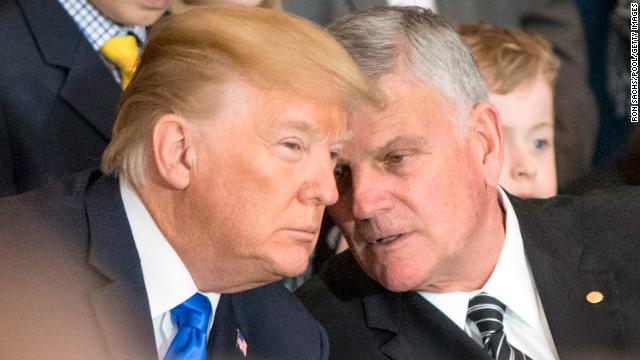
[[253, 89, 351, 145], [194, 80, 350, 144], [340, 76, 455, 158]]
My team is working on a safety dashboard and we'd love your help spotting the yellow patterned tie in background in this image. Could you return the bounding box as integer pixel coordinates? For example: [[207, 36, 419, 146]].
[[100, 35, 138, 89]]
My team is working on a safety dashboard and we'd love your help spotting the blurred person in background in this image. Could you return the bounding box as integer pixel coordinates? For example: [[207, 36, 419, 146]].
[[563, 0, 636, 194], [459, 23, 560, 199], [0, 0, 171, 197]]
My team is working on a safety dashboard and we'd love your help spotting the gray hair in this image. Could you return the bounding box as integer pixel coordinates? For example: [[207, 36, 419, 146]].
[[328, 6, 488, 136]]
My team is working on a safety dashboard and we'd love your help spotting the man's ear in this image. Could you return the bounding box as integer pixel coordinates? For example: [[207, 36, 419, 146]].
[[151, 114, 194, 190], [470, 102, 503, 187]]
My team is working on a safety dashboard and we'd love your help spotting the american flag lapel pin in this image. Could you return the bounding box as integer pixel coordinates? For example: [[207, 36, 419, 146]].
[[236, 328, 248, 357]]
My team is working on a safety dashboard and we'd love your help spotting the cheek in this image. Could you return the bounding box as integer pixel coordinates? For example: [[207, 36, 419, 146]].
[[536, 156, 558, 197], [498, 165, 517, 192], [194, 157, 280, 241], [218, 150, 281, 200]]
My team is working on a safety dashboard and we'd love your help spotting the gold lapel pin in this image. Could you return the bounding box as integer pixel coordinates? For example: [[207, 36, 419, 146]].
[[586, 291, 604, 304]]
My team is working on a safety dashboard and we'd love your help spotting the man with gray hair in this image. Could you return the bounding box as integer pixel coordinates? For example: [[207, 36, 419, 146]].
[[296, 6, 640, 360]]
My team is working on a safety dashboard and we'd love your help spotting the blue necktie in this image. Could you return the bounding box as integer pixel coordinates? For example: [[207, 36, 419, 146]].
[[165, 293, 212, 360]]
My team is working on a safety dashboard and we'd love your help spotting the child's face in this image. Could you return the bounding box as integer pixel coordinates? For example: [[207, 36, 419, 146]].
[[491, 74, 557, 199]]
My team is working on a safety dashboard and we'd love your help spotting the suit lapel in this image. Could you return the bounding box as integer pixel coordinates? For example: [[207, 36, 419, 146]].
[[362, 291, 406, 359], [58, 42, 121, 140], [85, 174, 157, 359], [516, 198, 624, 358], [207, 294, 247, 359], [363, 290, 490, 359], [17, 0, 120, 140]]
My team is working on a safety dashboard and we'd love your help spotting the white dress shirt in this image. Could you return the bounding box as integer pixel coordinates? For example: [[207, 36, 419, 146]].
[[419, 188, 559, 359], [120, 179, 221, 359], [387, 0, 438, 12]]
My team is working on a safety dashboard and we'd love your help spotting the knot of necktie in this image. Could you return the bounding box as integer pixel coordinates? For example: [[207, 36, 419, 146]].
[[165, 293, 212, 360], [467, 292, 532, 360], [99, 35, 138, 89], [172, 294, 211, 331], [467, 292, 506, 337]]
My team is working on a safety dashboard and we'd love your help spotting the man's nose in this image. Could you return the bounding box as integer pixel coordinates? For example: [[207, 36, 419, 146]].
[[299, 152, 339, 206], [350, 167, 393, 220]]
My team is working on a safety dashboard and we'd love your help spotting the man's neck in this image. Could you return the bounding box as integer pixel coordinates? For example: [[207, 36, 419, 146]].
[[420, 189, 506, 293]]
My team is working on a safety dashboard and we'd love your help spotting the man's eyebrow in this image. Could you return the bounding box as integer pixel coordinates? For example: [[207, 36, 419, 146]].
[[269, 118, 324, 139], [378, 135, 428, 153], [271, 118, 353, 145]]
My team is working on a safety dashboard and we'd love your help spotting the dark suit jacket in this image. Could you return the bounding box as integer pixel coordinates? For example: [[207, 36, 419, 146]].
[[283, 0, 598, 188], [0, 170, 329, 360], [296, 189, 640, 359], [0, 0, 121, 197]]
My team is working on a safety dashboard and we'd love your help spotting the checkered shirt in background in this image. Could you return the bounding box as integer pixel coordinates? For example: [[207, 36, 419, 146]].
[[58, 0, 147, 84]]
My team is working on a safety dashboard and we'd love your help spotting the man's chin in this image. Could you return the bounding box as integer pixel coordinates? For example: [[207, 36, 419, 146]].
[[268, 255, 311, 279], [371, 269, 424, 293], [379, 280, 416, 293], [281, 261, 310, 278]]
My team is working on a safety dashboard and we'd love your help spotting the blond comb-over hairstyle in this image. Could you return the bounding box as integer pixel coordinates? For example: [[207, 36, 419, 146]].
[[102, 6, 374, 185], [458, 23, 560, 95]]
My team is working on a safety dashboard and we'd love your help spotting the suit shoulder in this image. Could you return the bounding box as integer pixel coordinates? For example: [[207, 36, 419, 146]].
[[513, 187, 640, 272], [514, 186, 640, 215], [298, 251, 382, 305], [244, 281, 323, 322], [296, 253, 398, 360], [232, 282, 328, 360], [512, 187, 640, 236], [295, 252, 382, 332]]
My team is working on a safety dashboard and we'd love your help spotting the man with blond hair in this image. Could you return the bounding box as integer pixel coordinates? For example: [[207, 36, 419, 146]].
[[296, 6, 640, 360], [0, 6, 373, 359]]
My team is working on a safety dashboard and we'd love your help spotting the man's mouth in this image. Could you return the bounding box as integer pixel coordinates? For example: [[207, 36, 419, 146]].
[[375, 234, 403, 244]]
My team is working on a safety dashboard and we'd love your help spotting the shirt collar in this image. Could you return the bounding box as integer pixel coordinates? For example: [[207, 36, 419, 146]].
[[58, 0, 146, 52], [420, 291, 469, 330], [119, 178, 220, 318], [482, 187, 541, 330], [419, 187, 540, 331]]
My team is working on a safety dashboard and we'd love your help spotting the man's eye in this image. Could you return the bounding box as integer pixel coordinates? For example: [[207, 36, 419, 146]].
[[532, 139, 549, 150], [384, 152, 409, 165], [277, 138, 306, 162], [281, 139, 303, 151]]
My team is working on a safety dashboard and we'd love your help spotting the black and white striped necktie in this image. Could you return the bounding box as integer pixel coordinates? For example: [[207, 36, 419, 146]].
[[467, 292, 533, 360]]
